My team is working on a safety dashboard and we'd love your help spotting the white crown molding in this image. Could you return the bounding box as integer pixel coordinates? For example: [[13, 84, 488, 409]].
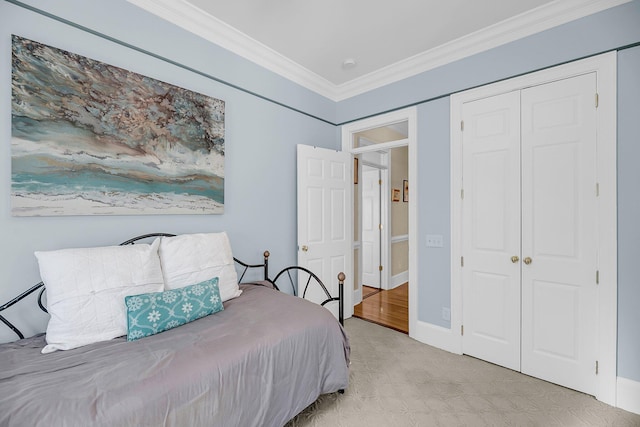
[[334, 0, 631, 100], [129, 0, 630, 102], [126, 0, 341, 100]]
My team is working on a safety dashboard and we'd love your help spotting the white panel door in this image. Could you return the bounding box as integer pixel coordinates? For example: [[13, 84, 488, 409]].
[[297, 144, 351, 320], [361, 165, 381, 288], [521, 73, 598, 394], [462, 91, 522, 371]]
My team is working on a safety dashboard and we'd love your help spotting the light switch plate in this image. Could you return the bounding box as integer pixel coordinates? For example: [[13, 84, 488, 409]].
[[426, 234, 443, 248]]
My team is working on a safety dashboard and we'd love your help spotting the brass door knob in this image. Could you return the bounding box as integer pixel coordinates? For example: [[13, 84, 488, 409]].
[[524, 257, 532, 265], [511, 255, 519, 263], [301, 245, 308, 252]]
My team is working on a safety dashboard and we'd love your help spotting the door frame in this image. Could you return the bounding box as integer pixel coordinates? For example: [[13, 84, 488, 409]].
[[341, 107, 417, 334], [450, 52, 617, 405]]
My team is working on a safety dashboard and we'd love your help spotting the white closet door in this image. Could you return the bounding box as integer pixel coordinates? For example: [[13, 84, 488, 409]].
[[520, 73, 598, 394], [461, 91, 521, 371]]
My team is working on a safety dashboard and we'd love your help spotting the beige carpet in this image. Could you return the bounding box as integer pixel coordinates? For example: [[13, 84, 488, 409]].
[[287, 318, 640, 427]]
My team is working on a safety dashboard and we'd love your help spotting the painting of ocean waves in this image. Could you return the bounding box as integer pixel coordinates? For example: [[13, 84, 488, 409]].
[[11, 35, 225, 216]]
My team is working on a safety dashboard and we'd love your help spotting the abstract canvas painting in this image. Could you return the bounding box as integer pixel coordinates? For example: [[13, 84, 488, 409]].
[[11, 35, 225, 216]]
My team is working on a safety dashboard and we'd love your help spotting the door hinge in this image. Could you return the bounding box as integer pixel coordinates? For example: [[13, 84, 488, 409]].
[[461, 325, 464, 336], [596, 182, 600, 197], [461, 120, 465, 131], [379, 223, 383, 230], [596, 360, 599, 375], [461, 256, 464, 267], [461, 189, 464, 199], [379, 265, 383, 272], [379, 179, 382, 185], [595, 93, 599, 108], [596, 270, 600, 285]]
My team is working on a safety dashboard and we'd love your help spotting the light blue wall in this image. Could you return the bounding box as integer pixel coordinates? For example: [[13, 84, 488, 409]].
[[416, 98, 451, 326], [617, 45, 640, 382], [11, 0, 337, 124], [369, 0, 640, 382], [0, 0, 337, 342], [336, 1, 640, 124], [2, 0, 639, 383]]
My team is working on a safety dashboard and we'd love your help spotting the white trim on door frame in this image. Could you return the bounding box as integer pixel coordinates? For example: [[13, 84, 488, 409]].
[[341, 107, 418, 336], [448, 52, 617, 406]]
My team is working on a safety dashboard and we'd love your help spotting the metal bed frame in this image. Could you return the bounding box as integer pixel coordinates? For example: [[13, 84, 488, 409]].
[[0, 233, 344, 341]]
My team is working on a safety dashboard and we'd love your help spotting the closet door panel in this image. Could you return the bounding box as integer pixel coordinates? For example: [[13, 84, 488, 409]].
[[461, 91, 521, 371], [521, 73, 598, 395]]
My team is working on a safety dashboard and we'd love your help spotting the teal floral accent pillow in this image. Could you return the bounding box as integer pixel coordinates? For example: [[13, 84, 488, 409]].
[[125, 277, 223, 341]]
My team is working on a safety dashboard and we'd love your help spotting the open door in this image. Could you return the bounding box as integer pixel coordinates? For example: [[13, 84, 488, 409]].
[[361, 164, 381, 290], [297, 144, 352, 320]]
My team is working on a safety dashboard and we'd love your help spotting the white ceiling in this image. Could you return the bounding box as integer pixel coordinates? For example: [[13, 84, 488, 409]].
[[128, 0, 629, 100]]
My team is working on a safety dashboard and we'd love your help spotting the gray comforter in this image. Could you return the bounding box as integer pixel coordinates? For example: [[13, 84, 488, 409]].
[[0, 283, 350, 427]]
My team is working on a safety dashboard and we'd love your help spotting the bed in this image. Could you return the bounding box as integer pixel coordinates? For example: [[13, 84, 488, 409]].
[[0, 233, 350, 427]]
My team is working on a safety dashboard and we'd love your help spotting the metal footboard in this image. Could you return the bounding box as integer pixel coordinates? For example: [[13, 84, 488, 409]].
[[271, 266, 345, 326]]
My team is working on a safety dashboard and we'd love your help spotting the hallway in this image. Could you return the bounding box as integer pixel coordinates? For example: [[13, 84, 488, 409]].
[[353, 283, 408, 333]]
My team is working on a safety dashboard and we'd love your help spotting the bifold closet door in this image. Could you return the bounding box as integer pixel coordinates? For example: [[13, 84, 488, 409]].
[[520, 73, 598, 395], [461, 91, 521, 371]]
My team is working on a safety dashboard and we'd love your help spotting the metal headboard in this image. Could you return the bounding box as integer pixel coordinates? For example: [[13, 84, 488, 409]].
[[0, 281, 47, 340], [0, 232, 271, 340]]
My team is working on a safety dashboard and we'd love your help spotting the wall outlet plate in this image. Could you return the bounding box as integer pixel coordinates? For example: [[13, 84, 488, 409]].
[[426, 234, 444, 248]]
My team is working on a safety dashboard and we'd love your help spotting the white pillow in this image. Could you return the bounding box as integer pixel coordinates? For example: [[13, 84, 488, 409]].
[[35, 239, 164, 354], [158, 232, 241, 302]]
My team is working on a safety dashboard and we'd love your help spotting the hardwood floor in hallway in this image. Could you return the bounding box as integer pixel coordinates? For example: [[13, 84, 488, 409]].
[[353, 283, 408, 333]]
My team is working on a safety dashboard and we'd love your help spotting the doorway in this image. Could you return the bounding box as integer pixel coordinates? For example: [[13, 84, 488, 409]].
[[342, 107, 417, 335], [354, 146, 409, 333]]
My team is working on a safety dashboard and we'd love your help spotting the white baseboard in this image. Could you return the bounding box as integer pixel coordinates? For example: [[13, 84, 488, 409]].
[[390, 270, 408, 289], [617, 377, 640, 415], [410, 319, 462, 355]]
